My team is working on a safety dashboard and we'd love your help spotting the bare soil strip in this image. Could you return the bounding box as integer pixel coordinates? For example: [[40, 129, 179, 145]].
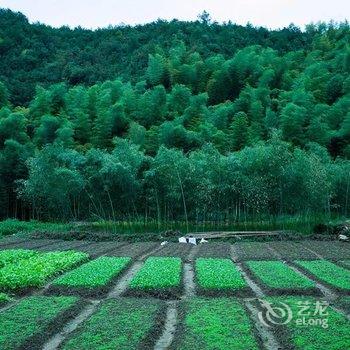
[[152, 243, 193, 260], [268, 241, 319, 261], [183, 263, 196, 298], [0, 236, 28, 248], [230, 246, 265, 298], [75, 241, 129, 258], [194, 242, 231, 258], [42, 300, 100, 350], [37, 240, 94, 252], [230, 244, 239, 261], [335, 260, 350, 270], [138, 243, 164, 261], [234, 242, 280, 261], [301, 246, 325, 259], [187, 245, 199, 262], [301, 241, 350, 261], [107, 261, 144, 298], [154, 301, 178, 350], [106, 242, 160, 260], [244, 299, 282, 350], [1, 238, 63, 250]]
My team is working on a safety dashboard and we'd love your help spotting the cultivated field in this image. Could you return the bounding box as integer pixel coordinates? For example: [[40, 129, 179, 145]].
[[0, 237, 349, 349]]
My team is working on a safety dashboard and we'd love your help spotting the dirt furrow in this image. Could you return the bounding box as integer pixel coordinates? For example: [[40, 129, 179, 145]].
[[286, 262, 339, 300], [230, 246, 265, 298], [107, 261, 144, 298], [153, 301, 178, 350], [138, 244, 164, 261], [186, 245, 199, 262], [244, 299, 282, 350], [183, 263, 196, 298], [42, 300, 100, 350], [301, 246, 325, 260]]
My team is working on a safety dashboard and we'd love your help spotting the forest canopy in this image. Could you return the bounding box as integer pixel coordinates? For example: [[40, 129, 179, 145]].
[[0, 9, 349, 223]]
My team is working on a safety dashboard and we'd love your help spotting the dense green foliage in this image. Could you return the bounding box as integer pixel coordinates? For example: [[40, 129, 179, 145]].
[[53, 256, 130, 288], [296, 260, 350, 290], [130, 257, 181, 289], [178, 298, 259, 350], [0, 296, 78, 350], [0, 9, 314, 107], [0, 219, 71, 237], [63, 298, 161, 350], [0, 250, 88, 290], [0, 248, 37, 267], [0, 9, 349, 224], [195, 258, 247, 290], [0, 292, 11, 304], [246, 261, 315, 289], [270, 296, 350, 350]]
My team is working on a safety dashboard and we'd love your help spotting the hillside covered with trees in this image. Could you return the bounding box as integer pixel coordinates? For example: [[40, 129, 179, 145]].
[[0, 9, 349, 224]]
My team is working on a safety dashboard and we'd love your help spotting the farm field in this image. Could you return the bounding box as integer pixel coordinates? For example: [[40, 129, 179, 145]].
[[0, 237, 349, 349], [263, 296, 350, 350], [244, 260, 318, 295]]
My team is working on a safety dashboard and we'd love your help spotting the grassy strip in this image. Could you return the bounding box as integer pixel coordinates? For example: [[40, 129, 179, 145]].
[[0, 219, 72, 238], [0, 251, 88, 291], [0, 296, 80, 350], [130, 257, 182, 289], [176, 298, 259, 350], [51, 257, 130, 295], [246, 261, 315, 290], [62, 298, 163, 350], [0, 249, 38, 267], [295, 260, 350, 291], [195, 258, 248, 294], [269, 296, 350, 350]]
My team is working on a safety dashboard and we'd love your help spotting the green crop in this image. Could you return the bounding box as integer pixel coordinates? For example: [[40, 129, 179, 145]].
[[178, 298, 259, 350], [63, 298, 161, 350], [246, 261, 315, 289], [269, 296, 350, 350], [296, 260, 350, 290], [0, 296, 78, 350], [0, 292, 12, 304], [0, 249, 38, 268], [196, 258, 247, 290], [0, 250, 88, 290], [53, 256, 130, 288], [130, 257, 182, 289]]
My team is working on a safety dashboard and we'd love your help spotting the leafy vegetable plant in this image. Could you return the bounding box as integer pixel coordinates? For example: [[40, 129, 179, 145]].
[[130, 257, 182, 289], [295, 260, 350, 290], [0, 250, 88, 290], [196, 258, 247, 290], [246, 260, 315, 289], [53, 256, 130, 288]]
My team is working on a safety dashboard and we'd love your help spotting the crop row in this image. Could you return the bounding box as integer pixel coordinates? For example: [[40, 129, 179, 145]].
[[0, 248, 348, 297], [245, 260, 317, 295], [295, 260, 350, 292], [3, 295, 349, 350], [0, 250, 88, 292], [0, 296, 81, 350], [50, 256, 131, 297], [263, 296, 350, 350]]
